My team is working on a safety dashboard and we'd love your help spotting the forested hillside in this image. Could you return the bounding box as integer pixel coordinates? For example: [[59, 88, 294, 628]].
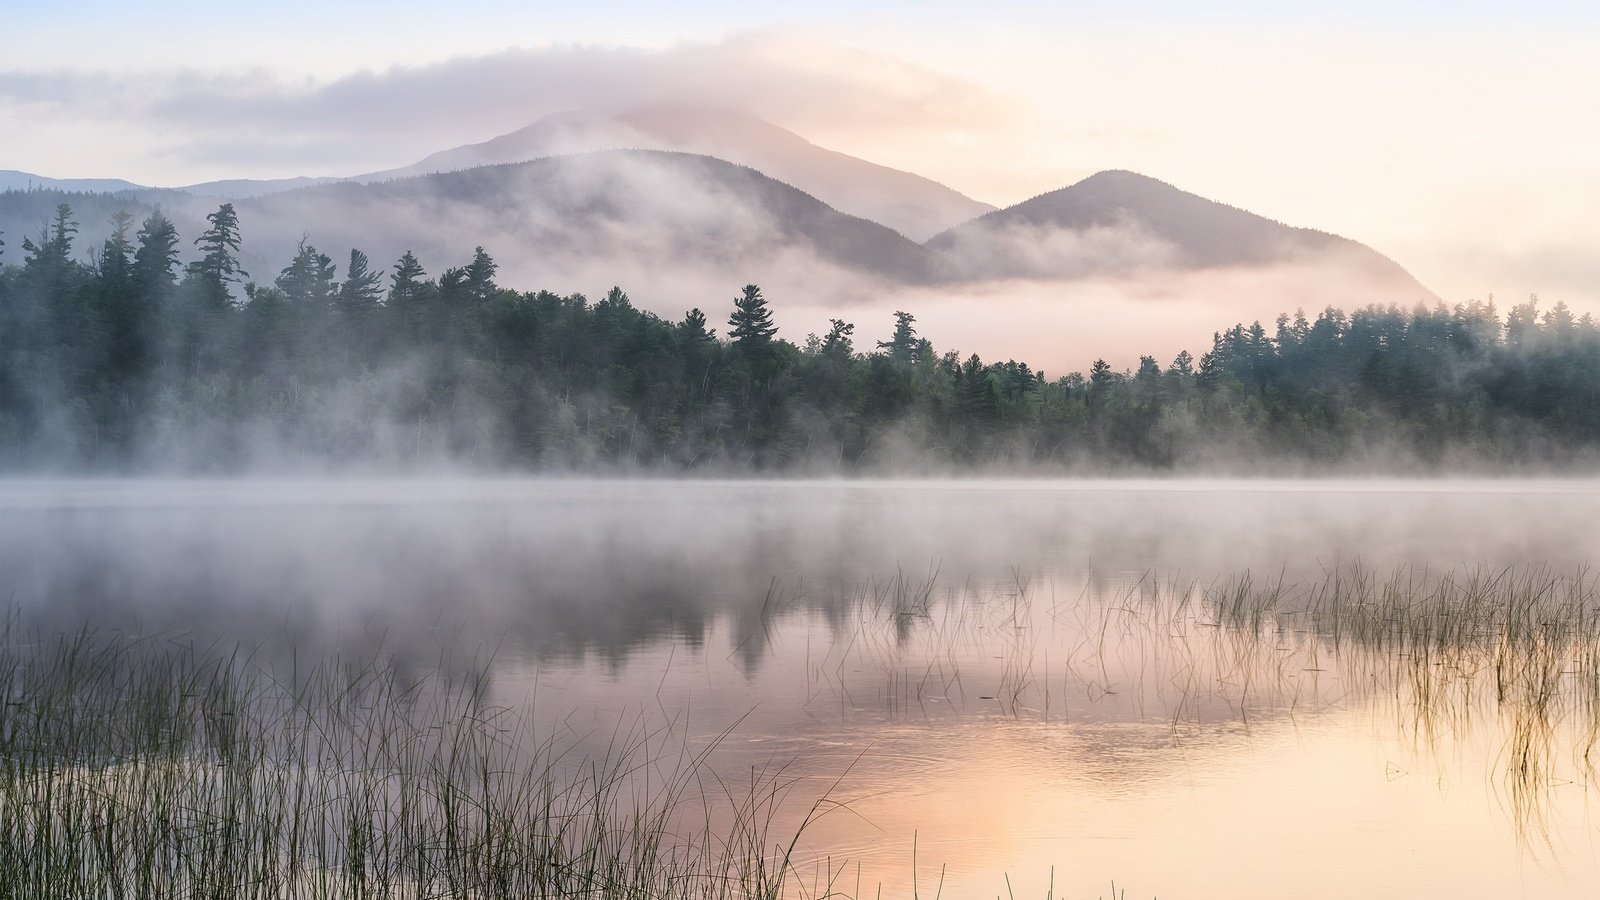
[[2, 202, 1596, 472]]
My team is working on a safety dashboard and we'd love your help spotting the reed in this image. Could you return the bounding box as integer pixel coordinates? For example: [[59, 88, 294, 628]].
[[0, 620, 810, 900]]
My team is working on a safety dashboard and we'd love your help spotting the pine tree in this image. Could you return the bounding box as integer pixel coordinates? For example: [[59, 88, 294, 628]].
[[276, 239, 337, 305], [98, 211, 135, 293], [189, 202, 246, 306], [389, 250, 427, 306], [727, 284, 776, 352], [821, 319, 854, 361], [462, 246, 497, 302], [679, 307, 715, 344], [21, 204, 77, 280], [877, 310, 918, 362], [338, 249, 384, 316], [98, 212, 141, 379], [960, 353, 998, 419], [678, 307, 719, 403], [133, 210, 181, 297], [1088, 358, 1116, 417]]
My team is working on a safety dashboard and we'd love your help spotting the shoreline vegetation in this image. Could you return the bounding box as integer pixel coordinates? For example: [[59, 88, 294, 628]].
[[4, 563, 1597, 897], [2, 202, 1598, 473], [0, 618, 816, 900]]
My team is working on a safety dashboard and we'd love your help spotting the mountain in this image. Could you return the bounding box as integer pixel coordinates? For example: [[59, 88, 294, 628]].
[[0, 159, 1435, 308], [179, 176, 343, 198], [928, 170, 1434, 296], [25, 105, 992, 241], [1, 170, 342, 202], [256, 150, 938, 287], [35, 105, 993, 243], [370, 105, 995, 242], [0, 151, 938, 293], [0, 170, 147, 194]]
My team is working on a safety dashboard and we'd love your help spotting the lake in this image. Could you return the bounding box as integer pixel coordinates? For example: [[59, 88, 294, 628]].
[[4, 478, 1599, 898]]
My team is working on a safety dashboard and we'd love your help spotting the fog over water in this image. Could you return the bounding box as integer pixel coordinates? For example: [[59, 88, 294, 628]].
[[6, 478, 1596, 646], [7, 8, 1600, 897], [5, 478, 1600, 897]]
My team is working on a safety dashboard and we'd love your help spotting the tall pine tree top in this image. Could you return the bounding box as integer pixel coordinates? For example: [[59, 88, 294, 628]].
[[338, 249, 384, 315], [190, 203, 246, 304], [133, 211, 180, 296], [389, 250, 427, 305], [878, 310, 919, 363], [727, 284, 776, 350]]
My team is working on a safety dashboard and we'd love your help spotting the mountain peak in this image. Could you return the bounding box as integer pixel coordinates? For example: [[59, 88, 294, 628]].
[[1029, 169, 1233, 210], [1079, 168, 1162, 184], [927, 169, 1435, 297], [376, 105, 994, 241]]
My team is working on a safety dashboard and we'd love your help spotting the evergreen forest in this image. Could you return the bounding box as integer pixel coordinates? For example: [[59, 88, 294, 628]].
[[3, 201, 1598, 473]]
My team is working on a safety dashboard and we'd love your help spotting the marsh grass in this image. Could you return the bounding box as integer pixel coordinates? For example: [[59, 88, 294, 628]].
[[1204, 565, 1600, 743], [8, 561, 1600, 898], [796, 562, 1600, 845], [0, 620, 812, 900], [1205, 564, 1600, 842]]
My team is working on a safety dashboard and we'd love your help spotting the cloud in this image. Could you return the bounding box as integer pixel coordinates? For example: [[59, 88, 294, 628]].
[[782, 256, 1443, 380], [0, 31, 1013, 181], [933, 216, 1184, 281]]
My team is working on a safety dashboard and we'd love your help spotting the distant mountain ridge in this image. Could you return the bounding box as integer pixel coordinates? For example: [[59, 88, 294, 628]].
[[0, 123, 1435, 303], [0, 151, 939, 290], [0, 170, 146, 195], [247, 150, 941, 285], [180, 175, 343, 198], [366, 105, 996, 242], [928, 170, 1431, 292], [4, 105, 996, 242]]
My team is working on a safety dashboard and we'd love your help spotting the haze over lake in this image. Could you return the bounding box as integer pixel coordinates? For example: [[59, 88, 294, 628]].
[[6, 478, 1599, 898], [6, 3, 1600, 897]]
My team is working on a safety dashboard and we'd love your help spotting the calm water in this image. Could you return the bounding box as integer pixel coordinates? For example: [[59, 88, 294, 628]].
[[4, 478, 1600, 898]]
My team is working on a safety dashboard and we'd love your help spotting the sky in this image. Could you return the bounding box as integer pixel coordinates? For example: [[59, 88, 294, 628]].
[[3, 0, 1598, 311]]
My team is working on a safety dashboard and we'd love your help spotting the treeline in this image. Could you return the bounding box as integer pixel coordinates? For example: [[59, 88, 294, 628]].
[[2, 202, 1597, 472]]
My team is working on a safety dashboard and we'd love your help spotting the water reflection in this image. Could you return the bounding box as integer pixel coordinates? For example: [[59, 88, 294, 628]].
[[4, 479, 1600, 898]]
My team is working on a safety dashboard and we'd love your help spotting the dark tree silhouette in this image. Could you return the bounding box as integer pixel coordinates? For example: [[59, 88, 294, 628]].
[[821, 319, 855, 361], [1, 217, 1597, 473], [727, 284, 777, 352], [878, 311, 918, 363], [338, 249, 384, 316], [189, 203, 246, 305]]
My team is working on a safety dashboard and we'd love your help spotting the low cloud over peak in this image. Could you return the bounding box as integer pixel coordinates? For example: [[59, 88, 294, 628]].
[[0, 31, 1013, 187]]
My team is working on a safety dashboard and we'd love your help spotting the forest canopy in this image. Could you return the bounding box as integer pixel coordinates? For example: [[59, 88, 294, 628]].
[[2, 201, 1597, 473]]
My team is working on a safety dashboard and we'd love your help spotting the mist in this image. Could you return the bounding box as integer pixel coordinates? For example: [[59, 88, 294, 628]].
[[0, 100, 1593, 477], [796, 258, 1445, 377], [10, 6, 1600, 898], [6, 478, 1595, 661], [2, 155, 1594, 476], [0, 147, 1457, 384]]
